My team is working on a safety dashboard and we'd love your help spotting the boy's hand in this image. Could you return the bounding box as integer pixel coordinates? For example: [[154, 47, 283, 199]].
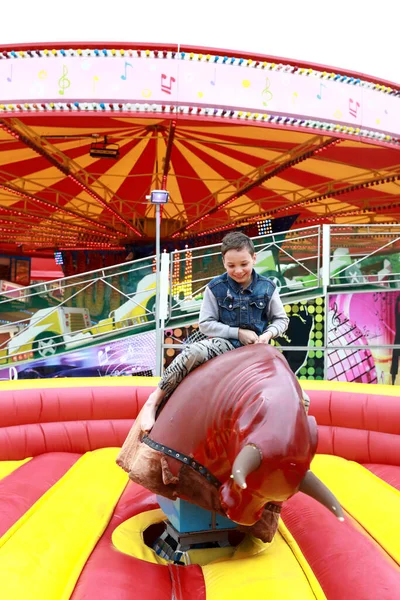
[[239, 328, 259, 345], [257, 331, 273, 344]]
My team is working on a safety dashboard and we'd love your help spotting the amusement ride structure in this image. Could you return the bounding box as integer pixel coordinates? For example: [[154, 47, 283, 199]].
[[0, 41, 400, 600]]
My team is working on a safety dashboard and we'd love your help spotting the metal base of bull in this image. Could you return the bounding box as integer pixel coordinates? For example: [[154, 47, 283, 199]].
[[157, 495, 237, 533], [155, 496, 238, 564]]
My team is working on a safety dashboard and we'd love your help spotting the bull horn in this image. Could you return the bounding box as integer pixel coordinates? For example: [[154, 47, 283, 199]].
[[299, 470, 345, 521], [231, 444, 261, 489]]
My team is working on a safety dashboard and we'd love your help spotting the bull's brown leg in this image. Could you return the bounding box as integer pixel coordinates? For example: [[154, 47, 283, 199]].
[[141, 387, 167, 432], [161, 456, 179, 485]]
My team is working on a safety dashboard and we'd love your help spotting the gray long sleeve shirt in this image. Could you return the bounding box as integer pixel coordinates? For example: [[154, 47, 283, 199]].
[[199, 286, 289, 341]]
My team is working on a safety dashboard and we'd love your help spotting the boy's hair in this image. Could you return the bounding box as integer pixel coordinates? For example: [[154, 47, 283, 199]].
[[221, 231, 255, 256]]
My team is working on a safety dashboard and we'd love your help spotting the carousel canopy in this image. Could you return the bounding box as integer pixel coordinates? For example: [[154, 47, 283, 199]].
[[0, 37, 399, 253], [0, 114, 399, 252]]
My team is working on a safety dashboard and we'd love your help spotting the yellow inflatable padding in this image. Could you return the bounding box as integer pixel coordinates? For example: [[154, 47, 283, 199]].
[[312, 455, 400, 565], [0, 375, 160, 391], [0, 448, 128, 600], [113, 508, 169, 565], [112, 507, 326, 599], [203, 522, 326, 600], [112, 509, 235, 566], [0, 457, 31, 480], [300, 379, 400, 397], [0, 377, 391, 395]]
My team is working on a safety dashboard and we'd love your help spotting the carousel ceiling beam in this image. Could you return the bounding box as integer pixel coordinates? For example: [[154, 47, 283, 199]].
[[0, 170, 126, 233], [3, 205, 118, 240], [148, 119, 178, 229], [170, 135, 339, 238], [42, 126, 144, 142], [0, 181, 120, 238], [0, 118, 144, 238], [295, 210, 400, 226], [227, 194, 400, 228], [260, 166, 400, 219], [0, 219, 87, 239], [181, 163, 400, 234], [294, 196, 400, 221], [0, 218, 121, 249], [0, 207, 119, 244], [162, 119, 176, 190], [196, 202, 400, 235], [0, 218, 121, 245]]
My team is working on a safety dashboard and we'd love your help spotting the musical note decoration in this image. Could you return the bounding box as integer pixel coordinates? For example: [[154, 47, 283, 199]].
[[261, 78, 273, 107], [161, 74, 176, 94], [317, 83, 326, 100], [331, 301, 341, 330], [7, 65, 13, 83], [121, 62, 133, 81], [58, 65, 71, 96], [349, 98, 360, 118]]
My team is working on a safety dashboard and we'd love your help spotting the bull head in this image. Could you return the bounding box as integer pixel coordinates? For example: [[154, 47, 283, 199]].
[[221, 442, 344, 525]]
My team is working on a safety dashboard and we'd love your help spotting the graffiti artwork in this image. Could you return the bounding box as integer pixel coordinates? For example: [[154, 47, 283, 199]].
[[328, 290, 400, 385], [0, 330, 156, 381]]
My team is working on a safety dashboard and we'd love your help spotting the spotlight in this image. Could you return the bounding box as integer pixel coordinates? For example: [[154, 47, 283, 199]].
[[89, 136, 120, 159], [148, 190, 170, 204]]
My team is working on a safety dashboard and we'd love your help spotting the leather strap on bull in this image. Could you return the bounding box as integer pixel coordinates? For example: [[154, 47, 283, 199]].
[[141, 434, 282, 517], [142, 434, 222, 489]]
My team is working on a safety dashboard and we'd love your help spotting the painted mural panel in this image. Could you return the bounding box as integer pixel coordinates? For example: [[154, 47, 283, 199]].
[[164, 297, 325, 381], [328, 291, 400, 385], [0, 330, 156, 381]]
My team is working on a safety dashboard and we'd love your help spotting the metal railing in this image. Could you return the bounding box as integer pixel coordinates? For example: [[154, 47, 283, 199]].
[[168, 225, 322, 325], [327, 224, 400, 289], [0, 255, 158, 363], [2, 223, 400, 383]]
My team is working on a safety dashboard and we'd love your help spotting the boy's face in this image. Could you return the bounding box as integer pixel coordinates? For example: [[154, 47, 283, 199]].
[[223, 248, 256, 288]]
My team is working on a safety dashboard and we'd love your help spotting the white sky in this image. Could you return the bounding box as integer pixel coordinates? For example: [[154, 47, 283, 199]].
[[2, 1, 399, 84]]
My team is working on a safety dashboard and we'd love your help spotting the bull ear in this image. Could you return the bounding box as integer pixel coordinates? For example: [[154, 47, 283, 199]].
[[231, 444, 261, 489], [299, 470, 345, 521]]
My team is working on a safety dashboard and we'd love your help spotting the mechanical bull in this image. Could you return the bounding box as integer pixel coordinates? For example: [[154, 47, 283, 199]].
[[117, 344, 344, 542]]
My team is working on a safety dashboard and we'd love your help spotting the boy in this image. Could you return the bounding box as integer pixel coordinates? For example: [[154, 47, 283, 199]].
[[141, 231, 289, 431]]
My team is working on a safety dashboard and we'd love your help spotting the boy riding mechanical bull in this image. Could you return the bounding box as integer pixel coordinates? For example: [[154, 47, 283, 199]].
[[117, 233, 343, 541]]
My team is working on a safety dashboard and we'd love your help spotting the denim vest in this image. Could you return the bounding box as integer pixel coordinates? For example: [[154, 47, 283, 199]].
[[208, 271, 276, 348]]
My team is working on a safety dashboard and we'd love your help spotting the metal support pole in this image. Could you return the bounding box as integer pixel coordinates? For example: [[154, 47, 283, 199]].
[[322, 224, 331, 292], [322, 224, 331, 381], [155, 203, 162, 377], [148, 189, 170, 377]]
